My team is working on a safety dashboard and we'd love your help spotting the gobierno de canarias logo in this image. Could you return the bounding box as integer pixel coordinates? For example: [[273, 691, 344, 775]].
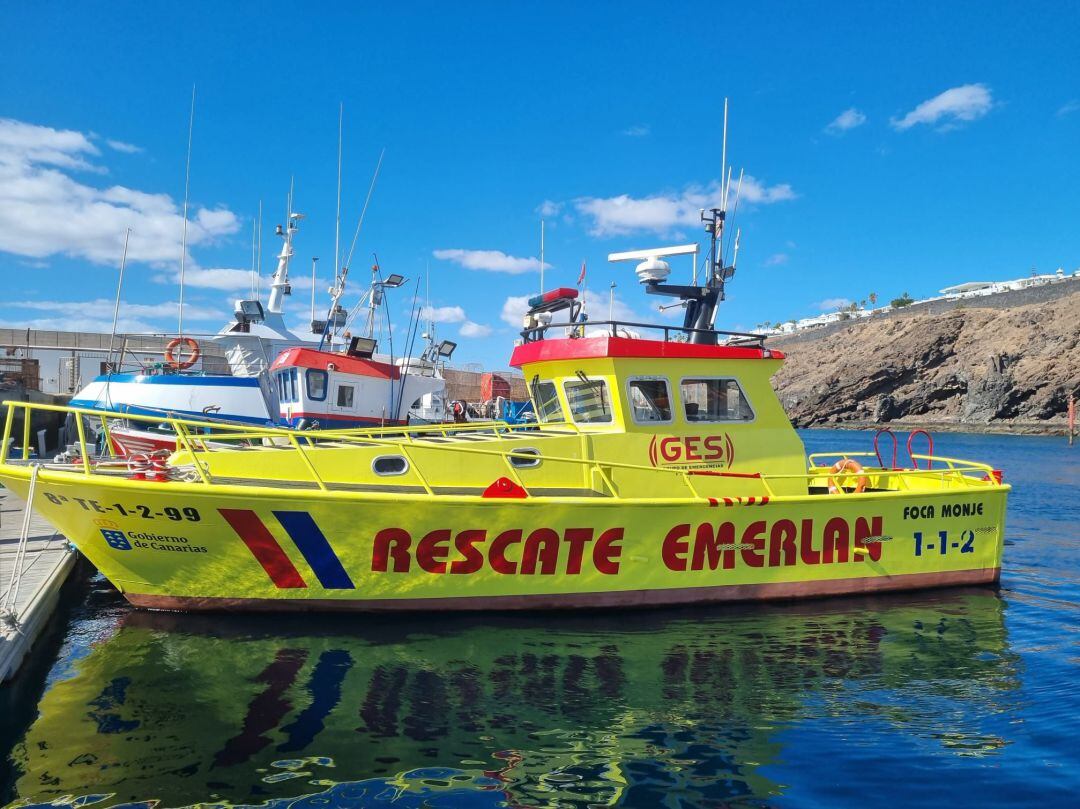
[[648, 433, 735, 470]]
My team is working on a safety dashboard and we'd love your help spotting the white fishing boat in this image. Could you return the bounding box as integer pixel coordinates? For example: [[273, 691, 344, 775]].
[[70, 208, 450, 452]]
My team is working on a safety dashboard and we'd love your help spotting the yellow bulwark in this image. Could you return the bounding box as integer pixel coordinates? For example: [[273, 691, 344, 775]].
[[0, 334, 1008, 612]]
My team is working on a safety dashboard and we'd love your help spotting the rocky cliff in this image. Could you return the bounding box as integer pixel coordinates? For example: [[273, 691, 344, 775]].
[[770, 291, 1080, 433]]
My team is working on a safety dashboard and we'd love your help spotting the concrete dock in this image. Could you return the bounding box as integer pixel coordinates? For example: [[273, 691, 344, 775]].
[[0, 486, 77, 682]]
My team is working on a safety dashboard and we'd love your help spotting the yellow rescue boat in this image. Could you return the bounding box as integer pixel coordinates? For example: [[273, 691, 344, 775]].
[[0, 238, 1008, 612]]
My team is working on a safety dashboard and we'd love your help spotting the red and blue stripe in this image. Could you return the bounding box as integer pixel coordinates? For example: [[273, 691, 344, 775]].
[[220, 509, 355, 590]]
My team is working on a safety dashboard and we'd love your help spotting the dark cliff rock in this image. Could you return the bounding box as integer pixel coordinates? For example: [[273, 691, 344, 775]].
[[770, 291, 1080, 433]]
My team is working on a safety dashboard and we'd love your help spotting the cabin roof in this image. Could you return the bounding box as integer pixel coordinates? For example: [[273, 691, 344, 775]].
[[509, 336, 783, 368], [271, 347, 400, 380]]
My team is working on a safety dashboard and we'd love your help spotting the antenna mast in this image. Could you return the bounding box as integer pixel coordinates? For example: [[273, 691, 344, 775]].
[[334, 103, 343, 279], [250, 211, 258, 298], [108, 228, 132, 371], [540, 219, 546, 293], [343, 148, 385, 273], [177, 84, 195, 337], [256, 200, 263, 300], [267, 180, 301, 315]]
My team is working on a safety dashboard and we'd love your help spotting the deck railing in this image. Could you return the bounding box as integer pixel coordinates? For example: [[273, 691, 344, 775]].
[[520, 319, 767, 346], [0, 400, 1004, 502]]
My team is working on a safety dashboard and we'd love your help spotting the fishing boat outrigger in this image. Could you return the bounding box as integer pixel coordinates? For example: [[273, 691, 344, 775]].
[[0, 218, 1009, 612]]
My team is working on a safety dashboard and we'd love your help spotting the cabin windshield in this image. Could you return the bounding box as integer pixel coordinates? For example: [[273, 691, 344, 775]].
[[531, 380, 564, 423], [307, 369, 328, 401], [564, 378, 613, 424], [680, 378, 754, 422], [628, 378, 672, 423]]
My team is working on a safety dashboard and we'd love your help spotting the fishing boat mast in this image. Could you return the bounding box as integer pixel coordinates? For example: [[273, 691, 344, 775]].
[[266, 190, 302, 316]]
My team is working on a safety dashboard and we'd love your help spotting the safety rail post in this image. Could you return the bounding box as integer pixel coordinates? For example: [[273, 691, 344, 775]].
[[99, 413, 115, 458], [286, 432, 328, 491], [20, 404, 32, 461], [680, 471, 702, 499], [592, 463, 620, 498], [1, 401, 13, 459], [171, 420, 212, 484], [757, 474, 777, 497], [73, 413, 91, 474], [398, 444, 435, 496]]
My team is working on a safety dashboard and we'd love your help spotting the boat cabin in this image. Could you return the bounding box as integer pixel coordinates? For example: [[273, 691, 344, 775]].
[[270, 345, 443, 428], [510, 329, 808, 496]]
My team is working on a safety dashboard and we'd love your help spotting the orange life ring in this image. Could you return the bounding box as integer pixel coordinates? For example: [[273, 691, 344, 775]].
[[827, 458, 869, 494], [165, 337, 200, 370]]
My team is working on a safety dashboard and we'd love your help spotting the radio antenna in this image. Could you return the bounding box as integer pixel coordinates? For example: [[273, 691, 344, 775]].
[[724, 168, 745, 266], [249, 210, 258, 298], [334, 103, 343, 274], [540, 219, 545, 293], [344, 147, 385, 273], [177, 84, 195, 337], [108, 228, 132, 373], [256, 200, 263, 301]]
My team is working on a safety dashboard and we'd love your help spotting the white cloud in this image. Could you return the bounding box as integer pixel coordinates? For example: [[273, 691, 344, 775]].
[[287, 274, 331, 292], [537, 200, 563, 218], [0, 315, 162, 333], [574, 176, 796, 237], [154, 267, 331, 295], [106, 139, 143, 154], [501, 295, 532, 327], [459, 320, 493, 338], [0, 117, 100, 171], [764, 253, 789, 266], [581, 288, 645, 322], [0, 117, 240, 267], [500, 289, 648, 331], [155, 267, 255, 291], [421, 304, 466, 324], [8, 297, 222, 324], [891, 84, 993, 131], [816, 297, 851, 311], [621, 124, 651, 137], [433, 248, 549, 274], [825, 108, 867, 134], [1056, 100, 1080, 118]]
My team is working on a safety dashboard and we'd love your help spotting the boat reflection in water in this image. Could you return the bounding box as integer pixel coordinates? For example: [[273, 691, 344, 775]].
[[12, 589, 1017, 807]]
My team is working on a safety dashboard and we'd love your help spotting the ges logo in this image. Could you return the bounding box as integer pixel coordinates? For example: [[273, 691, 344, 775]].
[[101, 529, 132, 551], [648, 434, 735, 469]]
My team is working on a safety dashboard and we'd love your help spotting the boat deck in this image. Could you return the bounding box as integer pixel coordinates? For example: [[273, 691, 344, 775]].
[[0, 486, 77, 682]]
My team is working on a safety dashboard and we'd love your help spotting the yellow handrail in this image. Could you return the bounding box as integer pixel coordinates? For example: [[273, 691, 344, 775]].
[[0, 400, 1005, 496]]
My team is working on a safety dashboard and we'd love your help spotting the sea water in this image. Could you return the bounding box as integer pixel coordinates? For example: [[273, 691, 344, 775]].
[[1, 430, 1077, 807]]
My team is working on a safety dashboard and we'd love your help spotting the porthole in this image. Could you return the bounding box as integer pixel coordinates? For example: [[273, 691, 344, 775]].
[[508, 448, 541, 468], [372, 455, 409, 476]]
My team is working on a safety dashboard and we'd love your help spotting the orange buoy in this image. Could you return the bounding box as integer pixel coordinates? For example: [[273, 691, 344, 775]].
[[164, 336, 200, 370], [827, 458, 869, 494]]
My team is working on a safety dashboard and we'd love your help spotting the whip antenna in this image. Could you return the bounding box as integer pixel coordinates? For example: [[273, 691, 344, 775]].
[[177, 84, 195, 337], [344, 148, 385, 273]]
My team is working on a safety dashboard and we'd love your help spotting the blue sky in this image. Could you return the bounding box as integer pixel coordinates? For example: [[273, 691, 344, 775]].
[[1, 1, 1077, 368]]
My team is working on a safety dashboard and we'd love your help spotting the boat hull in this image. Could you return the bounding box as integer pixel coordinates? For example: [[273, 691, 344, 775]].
[[0, 470, 1007, 612]]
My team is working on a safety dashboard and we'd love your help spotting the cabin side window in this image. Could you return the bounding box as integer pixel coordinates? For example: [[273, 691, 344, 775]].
[[627, 378, 672, 424], [336, 384, 355, 409], [530, 380, 564, 423], [563, 378, 613, 424], [277, 370, 296, 404], [680, 378, 754, 422], [290, 368, 299, 402], [307, 369, 328, 401]]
